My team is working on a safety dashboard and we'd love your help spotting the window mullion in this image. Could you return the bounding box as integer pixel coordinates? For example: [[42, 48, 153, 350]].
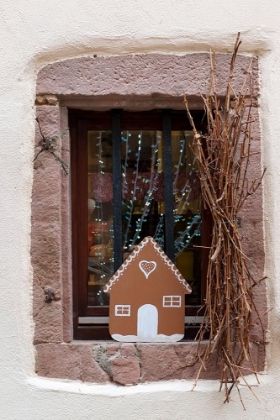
[[162, 109, 175, 262], [112, 109, 123, 271]]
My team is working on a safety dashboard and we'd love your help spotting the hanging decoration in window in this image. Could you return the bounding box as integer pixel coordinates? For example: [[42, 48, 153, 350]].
[[87, 124, 202, 308]]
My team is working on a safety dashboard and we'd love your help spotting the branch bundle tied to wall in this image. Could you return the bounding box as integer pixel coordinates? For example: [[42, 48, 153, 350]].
[[184, 33, 266, 408]]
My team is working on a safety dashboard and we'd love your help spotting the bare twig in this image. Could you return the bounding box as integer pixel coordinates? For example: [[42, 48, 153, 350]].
[[184, 34, 266, 407], [34, 117, 69, 174]]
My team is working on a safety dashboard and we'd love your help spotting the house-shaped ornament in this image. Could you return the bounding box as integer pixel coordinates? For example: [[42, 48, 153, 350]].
[[104, 237, 192, 342]]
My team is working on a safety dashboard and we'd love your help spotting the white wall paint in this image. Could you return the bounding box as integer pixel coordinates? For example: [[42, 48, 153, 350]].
[[0, 0, 280, 418]]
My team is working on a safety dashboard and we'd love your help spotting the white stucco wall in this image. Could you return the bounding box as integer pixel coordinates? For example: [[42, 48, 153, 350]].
[[1, 0, 280, 418]]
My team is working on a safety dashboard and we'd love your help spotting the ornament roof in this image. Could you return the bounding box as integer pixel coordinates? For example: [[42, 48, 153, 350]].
[[104, 236, 192, 293]]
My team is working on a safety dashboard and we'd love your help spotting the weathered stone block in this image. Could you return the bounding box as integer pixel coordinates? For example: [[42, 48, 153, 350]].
[[106, 342, 120, 356], [121, 343, 136, 357], [138, 344, 183, 381], [36, 344, 81, 380], [111, 357, 140, 385], [36, 343, 110, 382], [34, 301, 63, 344]]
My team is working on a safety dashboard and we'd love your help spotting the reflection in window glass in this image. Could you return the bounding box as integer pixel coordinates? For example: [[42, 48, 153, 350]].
[[87, 131, 113, 306], [87, 130, 202, 307]]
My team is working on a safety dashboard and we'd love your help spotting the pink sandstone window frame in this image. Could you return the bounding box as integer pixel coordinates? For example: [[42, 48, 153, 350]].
[[32, 53, 266, 384]]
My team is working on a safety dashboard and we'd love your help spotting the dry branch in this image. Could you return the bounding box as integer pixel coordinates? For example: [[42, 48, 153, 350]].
[[34, 117, 69, 174], [184, 33, 266, 407]]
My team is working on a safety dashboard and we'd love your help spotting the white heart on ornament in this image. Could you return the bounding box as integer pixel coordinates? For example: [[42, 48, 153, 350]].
[[139, 260, 157, 279]]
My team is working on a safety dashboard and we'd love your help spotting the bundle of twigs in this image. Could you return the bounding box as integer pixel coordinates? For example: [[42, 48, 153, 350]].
[[184, 34, 266, 407]]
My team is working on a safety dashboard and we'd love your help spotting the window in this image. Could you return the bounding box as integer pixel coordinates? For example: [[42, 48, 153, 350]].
[[33, 54, 264, 383], [70, 109, 211, 340], [163, 296, 181, 307], [115, 305, 131, 316]]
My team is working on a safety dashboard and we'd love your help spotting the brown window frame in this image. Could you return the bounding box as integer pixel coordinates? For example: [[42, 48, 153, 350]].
[[69, 108, 211, 340]]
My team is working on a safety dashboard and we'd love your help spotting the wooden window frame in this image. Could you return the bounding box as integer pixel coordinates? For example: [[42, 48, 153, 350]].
[[69, 108, 211, 340]]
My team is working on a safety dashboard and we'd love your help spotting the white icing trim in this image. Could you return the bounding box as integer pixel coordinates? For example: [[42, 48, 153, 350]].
[[103, 236, 192, 293], [111, 333, 184, 343]]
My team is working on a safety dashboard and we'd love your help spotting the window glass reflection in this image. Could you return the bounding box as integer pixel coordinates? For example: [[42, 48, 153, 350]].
[[87, 129, 202, 307]]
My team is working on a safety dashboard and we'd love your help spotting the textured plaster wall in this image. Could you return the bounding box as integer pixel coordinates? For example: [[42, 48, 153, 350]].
[[0, 0, 280, 419]]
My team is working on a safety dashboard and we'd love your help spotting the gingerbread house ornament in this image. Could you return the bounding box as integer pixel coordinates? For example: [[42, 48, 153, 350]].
[[104, 237, 192, 342]]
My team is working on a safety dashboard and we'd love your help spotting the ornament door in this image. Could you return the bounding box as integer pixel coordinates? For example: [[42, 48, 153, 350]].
[[137, 304, 158, 341]]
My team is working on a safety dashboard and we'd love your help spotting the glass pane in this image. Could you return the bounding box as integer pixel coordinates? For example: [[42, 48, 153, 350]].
[[87, 127, 202, 308], [122, 130, 164, 256], [87, 131, 114, 306], [172, 131, 202, 304]]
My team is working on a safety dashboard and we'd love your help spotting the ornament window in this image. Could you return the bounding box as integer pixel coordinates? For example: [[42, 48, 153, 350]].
[[163, 296, 182, 307], [70, 108, 211, 340], [115, 305, 131, 316]]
